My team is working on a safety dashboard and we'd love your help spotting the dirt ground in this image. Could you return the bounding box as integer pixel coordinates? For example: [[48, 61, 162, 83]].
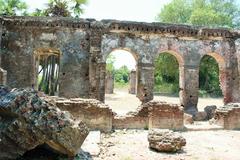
[[92, 129, 240, 160], [105, 88, 223, 115]]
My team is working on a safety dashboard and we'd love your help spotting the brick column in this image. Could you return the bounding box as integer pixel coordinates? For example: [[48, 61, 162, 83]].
[[0, 68, 7, 85], [180, 65, 199, 115], [129, 70, 136, 94], [137, 63, 154, 103]]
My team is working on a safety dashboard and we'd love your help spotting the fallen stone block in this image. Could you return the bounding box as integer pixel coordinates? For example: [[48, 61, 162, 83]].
[[213, 103, 240, 129], [148, 129, 186, 152], [193, 111, 207, 121], [0, 86, 89, 159]]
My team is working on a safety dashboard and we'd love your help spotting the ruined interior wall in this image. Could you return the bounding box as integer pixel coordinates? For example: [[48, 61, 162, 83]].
[[213, 103, 240, 129], [148, 101, 184, 130], [113, 101, 183, 130], [52, 98, 113, 132], [1, 18, 90, 98], [113, 104, 149, 129], [0, 17, 239, 107]]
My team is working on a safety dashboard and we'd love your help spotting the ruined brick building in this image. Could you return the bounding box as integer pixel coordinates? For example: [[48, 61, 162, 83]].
[[0, 16, 240, 115]]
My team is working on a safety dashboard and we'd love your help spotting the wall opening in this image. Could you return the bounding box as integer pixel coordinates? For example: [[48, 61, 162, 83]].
[[153, 52, 180, 103], [198, 54, 224, 110], [104, 49, 141, 115], [35, 49, 60, 96]]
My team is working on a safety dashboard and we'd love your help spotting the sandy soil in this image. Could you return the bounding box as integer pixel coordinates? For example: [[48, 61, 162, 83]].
[[105, 89, 223, 115], [94, 129, 240, 160]]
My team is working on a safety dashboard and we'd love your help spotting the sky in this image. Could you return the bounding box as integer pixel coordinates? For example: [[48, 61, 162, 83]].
[[24, 0, 171, 70]]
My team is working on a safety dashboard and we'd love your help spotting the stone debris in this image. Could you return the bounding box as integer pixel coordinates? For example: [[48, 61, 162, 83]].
[[0, 86, 89, 160], [184, 113, 194, 124], [204, 105, 217, 120], [148, 129, 186, 152], [213, 103, 240, 129], [193, 111, 207, 121]]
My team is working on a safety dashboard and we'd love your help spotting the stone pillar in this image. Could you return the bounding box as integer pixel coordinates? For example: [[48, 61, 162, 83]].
[[129, 70, 136, 94], [89, 25, 105, 102], [179, 65, 199, 115], [105, 71, 114, 94], [0, 68, 7, 85], [137, 63, 154, 103]]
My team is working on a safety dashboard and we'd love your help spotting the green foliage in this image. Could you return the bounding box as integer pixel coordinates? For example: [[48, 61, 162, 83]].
[[199, 55, 222, 97], [0, 0, 28, 16], [32, 0, 87, 17], [157, 0, 240, 28], [106, 54, 116, 74], [154, 53, 179, 95], [114, 65, 129, 84]]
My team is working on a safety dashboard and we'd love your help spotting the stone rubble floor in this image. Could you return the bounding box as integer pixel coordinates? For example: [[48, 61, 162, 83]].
[[82, 128, 240, 160]]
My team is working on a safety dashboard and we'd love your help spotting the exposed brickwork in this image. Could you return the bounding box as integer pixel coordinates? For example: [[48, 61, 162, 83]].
[[213, 103, 240, 129], [148, 101, 184, 130], [0, 16, 240, 114], [113, 101, 184, 130], [46, 97, 114, 132]]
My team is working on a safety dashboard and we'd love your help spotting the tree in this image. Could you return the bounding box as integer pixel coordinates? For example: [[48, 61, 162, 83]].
[[114, 66, 129, 84], [0, 0, 28, 16], [106, 54, 116, 74], [32, 0, 87, 17], [157, 0, 240, 28]]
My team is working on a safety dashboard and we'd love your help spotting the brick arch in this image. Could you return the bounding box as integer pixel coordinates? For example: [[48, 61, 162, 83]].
[[102, 47, 139, 63], [154, 50, 184, 67], [199, 52, 229, 103], [205, 52, 226, 70]]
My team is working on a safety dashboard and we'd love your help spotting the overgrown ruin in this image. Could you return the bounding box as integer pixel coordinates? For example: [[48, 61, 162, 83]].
[[1, 16, 240, 159], [1, 16, 240, 115]]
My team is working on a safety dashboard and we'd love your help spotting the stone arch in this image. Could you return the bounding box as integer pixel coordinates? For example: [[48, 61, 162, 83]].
[[153, 50, 184, 103], [154, 50, 184, 67], [102, 47, 139, 63], [103, 48, 141, 102], [199, 52, 227, 103]]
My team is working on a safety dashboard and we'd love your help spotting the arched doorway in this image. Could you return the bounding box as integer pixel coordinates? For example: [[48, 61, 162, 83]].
[[153, 51, 183, 104], [34, 48, 60, 96], [104, 49, 141, 115], [198, 54, 224, 110]]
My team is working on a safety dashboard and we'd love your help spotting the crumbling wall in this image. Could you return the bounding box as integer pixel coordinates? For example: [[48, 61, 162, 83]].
[[213, 103, 240, 130], [113, 101, 183, 130], [1, 17, 90, 98], [50, 97, 113, 132], [1, 16, 239, 112], [148, 101, 184, 130], [113, 105, 149, 129]]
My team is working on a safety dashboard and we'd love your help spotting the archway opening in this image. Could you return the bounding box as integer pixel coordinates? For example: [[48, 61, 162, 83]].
[[104, 49, 141, 115], [198, 54, 223, 110], [153, 52, 180, 103], [35, 49, 60, 96]]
